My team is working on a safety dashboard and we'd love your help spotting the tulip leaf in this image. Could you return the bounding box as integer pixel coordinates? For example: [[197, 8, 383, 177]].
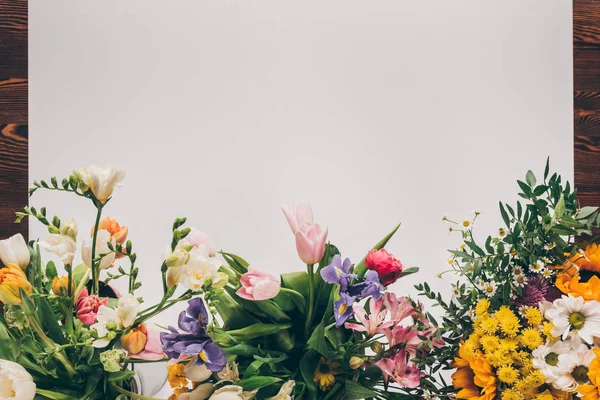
[[237, 376, 282, 391], [354, 223, 401, 277], [37, 296, 67, 344], [345, 379, 379, 400], [281, 271, 309, 299], [35, 389, 80, 400], [228, 323, 292, 341], [107, 370, 135, 383], [307, 321, 334, 358], [222, 344, 262, 356], [299, 350, 320, 399], [274, 288, 306, 313], [211, 290, 259, 330], [220, 252, 249, 274]]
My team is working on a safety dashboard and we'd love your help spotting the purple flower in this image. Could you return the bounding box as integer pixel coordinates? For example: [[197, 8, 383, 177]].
[[515, 276, 551, 308], [185, 341, 227, 372], [347, 270, 384, 300], [334, 292, 355, 328], [178, 298, 209, 334], [320, 255, 355, 292]]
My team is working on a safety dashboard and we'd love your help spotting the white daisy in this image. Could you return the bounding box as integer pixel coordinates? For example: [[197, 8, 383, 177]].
[[552, 343, 595, 392], [532, 340, 572, 384], [481, 280, 497, 298], [513, 273, 528, 287], [545, 243, 556, 250], [531, 260, 546, 273], [512, 266, 524, 276], [544, 295, 600, 344]]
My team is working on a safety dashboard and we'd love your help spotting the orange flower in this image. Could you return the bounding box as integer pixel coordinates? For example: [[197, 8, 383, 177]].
[[579, 348, 600, 400], [92, 217, 128, 258], [0, 264, 33, 305], [121, 324, 148, 354], [571, 244, 600, 273], [555, 272, 600, 302], [452, 345, 497, 400], [52, 276, 76, 296]]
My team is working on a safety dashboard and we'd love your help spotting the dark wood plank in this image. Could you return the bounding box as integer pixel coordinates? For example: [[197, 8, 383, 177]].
[[0, 124, 27, 237], [574, 0, 600, 207], [0, 0, 28, 238]]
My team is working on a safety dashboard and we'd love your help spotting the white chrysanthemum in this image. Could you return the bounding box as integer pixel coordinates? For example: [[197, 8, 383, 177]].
[[552, 343, 595, 392], [532, 340, 572, 383], [545, 295, 600, 344]]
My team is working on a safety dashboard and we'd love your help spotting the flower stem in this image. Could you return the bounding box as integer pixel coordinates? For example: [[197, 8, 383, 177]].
[[28, 316, 78, 377], [305, 263, 315, 337], [110, 383, 164, 400], [91, 205, 104, 295]]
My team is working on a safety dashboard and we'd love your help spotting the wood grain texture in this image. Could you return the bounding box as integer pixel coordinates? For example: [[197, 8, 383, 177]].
[[574, 0, 600, 206], [0, 0, 28, 238]]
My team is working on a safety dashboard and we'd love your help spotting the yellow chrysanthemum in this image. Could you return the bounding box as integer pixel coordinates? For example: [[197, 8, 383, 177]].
[[500, 317, 521, 337], [522, 307, 543, 327], [313, 358, 340, 391], [493, 349, 515, 366], [476, 299, 491, 316], [528, 370, 546, 388], [500, 338, 519, 353], [520, 328, 543, 350], [480, 316, 500, 334], [502, 388, 522, 400], [480, 335, 500, 354], [498, 365, 519, 385], [542, 322, 555, 339], [496, 306, 517, 321]]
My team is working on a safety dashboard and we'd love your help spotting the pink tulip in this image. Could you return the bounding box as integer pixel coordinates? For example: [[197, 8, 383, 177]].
[[281, 202, 314, 235], [295, 223, 328, 265], [76, 288, 108, 325], [131, 325, 166, 361], [236, 268, 280, 301], [179, 228, 217, 257]]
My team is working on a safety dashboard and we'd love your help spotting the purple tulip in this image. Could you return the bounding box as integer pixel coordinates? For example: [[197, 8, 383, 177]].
[[320, 255, 355, 292]]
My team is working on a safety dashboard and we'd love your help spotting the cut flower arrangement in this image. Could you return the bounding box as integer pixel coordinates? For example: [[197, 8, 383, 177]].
[[0, 165, 443, 400], [417, 160, 600, 400]]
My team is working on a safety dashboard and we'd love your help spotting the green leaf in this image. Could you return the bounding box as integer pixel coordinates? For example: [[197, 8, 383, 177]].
[[355, 223, 401, 277], [223, 344, 262, 356], [399, 266, 419, 278], [211, 290, 259, 330], [108, 370, 136, 383], [37, 297, 67, 344], [577, 206, 599, 220], [464, 241, 485, 257], [544, 157, 550, 180], [526, 170, 537, 187], [237, 376, 282, 391], [345, 379, 379, 400], [281, 272, 309, 299], [307, 321, 333, 358], [299, 350, 320, 399], [45, 261, 58, 281], [274, 288, 306, 313], [517, 180, 532, 196], [72, 264, 89, 286], [228, 323, 292, 341], [555, 194, 566, 219], [499, 202, 510, 227], [35, 389, 79, 400]]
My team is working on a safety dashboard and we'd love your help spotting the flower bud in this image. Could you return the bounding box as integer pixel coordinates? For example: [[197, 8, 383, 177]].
[[370, 341, 384, 354], [59, 218, 78, 240], [100, 349, 125, 372], [52, 276, 76, 296], [106, 320, 118, 331], [349, 356, 365, 370], [0, 234, 30, 270], [211, 272, 229, 289], [0, 265, 33, 305], [107, 331, 117, 340], [121, 324, 148, 355]]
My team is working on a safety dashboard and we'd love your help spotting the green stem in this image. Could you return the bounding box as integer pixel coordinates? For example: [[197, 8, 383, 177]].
[[110, 383, 164, 400], [29, 316, 78, 377], [91, 205, 104, 295], [65, 264, 74, 335], [305, 263, 315, 336], [135, 291, 192, 325]]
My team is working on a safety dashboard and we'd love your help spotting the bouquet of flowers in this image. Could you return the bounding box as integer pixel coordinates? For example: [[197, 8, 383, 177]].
[[417, 160, 600, 400], [0, 164, 441, 400]]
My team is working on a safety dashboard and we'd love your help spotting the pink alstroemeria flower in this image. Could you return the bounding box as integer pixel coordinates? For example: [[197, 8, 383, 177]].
[[384, 293, 415, 324], [76, 288, 108, 325], [375, 350, 424, 388], [345, 297, 393, 337], [236, 268, 280, 301]]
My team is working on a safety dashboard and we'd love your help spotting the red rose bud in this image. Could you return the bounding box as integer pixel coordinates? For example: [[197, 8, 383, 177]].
[[365, 249, 403, 286]]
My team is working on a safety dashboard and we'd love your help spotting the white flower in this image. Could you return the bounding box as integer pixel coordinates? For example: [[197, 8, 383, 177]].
[[478, 280, 497, 297], [545, 295, 600, 344], [185, 357, 213, 382], [40, 234, 77, 265], [74, 164, 125, 204], [0, 234, 30, 269], [82, 229, 116, 270], [209, 385, 257, 400], [90, 294, 139, 347], [217, 362, 239, 382], [59, 218, 78, 240], [513, 274, 527, 288], [552, 343, 595, 391], [532, 340, 572, 383], [166, 245, 222, 290], [176, 383, 215, 400], [0, 359, 36, 400], [266, 381, 295, 400], [531, 260, 546, 273]]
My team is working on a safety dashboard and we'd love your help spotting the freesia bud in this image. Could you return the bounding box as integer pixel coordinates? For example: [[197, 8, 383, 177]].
[[0, 234, 30, 270], [73, 165, 125, 204], [121, 324, 148, 355], [211, 272, 229, 289], [52, 276, 75, 296], [295, 223, 328, 265], [349, 356, 365, 370], [0, 264, 33, 305], [59, 218, 78, 240], [107, 331, 117, 340]]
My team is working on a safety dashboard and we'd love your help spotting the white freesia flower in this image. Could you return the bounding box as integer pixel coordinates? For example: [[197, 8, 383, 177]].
[[552, 343, 595, 391], [74, 164, 125, 204], [545, 295, 600, 344], [82, 229, 116, 270], [40, 233, 77, 265], [0, 234, 30, 269], [0, 359, 36, 400], [209, 385, 257, 400], [59, 218, 78, 240], [185, 357, 212, 382], [90, 294, 139, 348], [176, 383, 215, 400], [266, 380, 295, 400], [217, 362, 239, 382], [166, 245, 222, 290], [532, 340, 572, 383]]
